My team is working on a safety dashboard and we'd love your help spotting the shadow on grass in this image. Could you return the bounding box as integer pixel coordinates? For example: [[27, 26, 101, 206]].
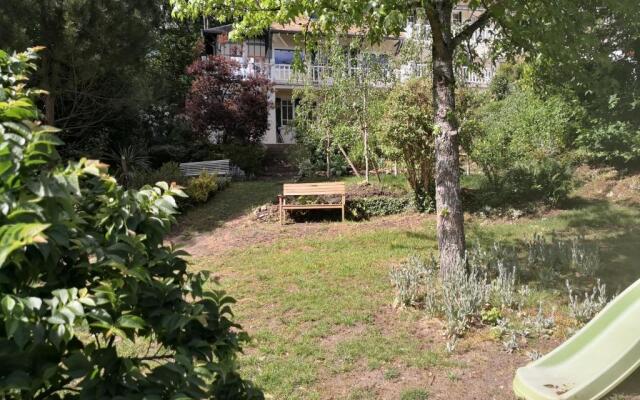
[[558, 198, 640, 291], [609, 367, 640, 399], [465, 197, 640, 292], [176, 179, 283, 235]]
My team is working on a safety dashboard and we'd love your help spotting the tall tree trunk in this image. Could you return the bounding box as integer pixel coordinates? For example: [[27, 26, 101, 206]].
[[44, 93, 55, 125], [427, 1, 465, 276]]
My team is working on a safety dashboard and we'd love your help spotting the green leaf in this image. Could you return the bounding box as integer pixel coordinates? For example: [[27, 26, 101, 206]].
[[116, 315, 145, 330], [66, 300, 84, 316], [0, 223, 50, 266], [1, 296, 16, 314], [24, 297, 42, 310]]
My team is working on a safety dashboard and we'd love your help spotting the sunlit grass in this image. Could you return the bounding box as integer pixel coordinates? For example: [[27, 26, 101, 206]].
[[188, 192, 640, 398]]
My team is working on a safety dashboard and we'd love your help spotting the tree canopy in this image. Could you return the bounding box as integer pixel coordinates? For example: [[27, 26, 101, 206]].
[[170, 0, 640, 275], [0, 48, 262, 399]]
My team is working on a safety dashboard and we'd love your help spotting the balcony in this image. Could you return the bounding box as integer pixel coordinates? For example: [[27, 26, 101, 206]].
[[235, 61, 495, 87]]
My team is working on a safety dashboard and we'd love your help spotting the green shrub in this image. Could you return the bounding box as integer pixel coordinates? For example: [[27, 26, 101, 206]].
[[186, 171, 219, 203], [213, 143, 265, 176], [461, 88, 577, 206], [380, 78, 435, 206], [131, 161, 186, 188], [0, 48, 262, 399], [576, 121, 640, 169], [347, 195, 414, 220]]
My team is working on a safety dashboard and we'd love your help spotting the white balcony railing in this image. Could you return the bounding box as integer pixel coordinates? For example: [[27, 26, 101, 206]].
[[235, 61, 495, 87]]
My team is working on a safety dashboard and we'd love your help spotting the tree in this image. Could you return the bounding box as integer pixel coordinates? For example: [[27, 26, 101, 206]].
[[294, 39, 388, 181], [185, 55, 272, 145], [461, 86, 578, 205], [0, 48, 262, 399], [170, 0, 487, 274], [0, 0, 202, 162], [381, 78, 435, 209], [0, 0, 158, 137], [171, 0, 637, 275]]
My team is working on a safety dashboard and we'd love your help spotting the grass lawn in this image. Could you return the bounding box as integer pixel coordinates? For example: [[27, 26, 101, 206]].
[[177, 180, 282, 235], [182, 178, 640, 399]]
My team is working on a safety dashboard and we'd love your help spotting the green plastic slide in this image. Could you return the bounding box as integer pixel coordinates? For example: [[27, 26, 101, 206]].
[[513, 278, 640, 400]]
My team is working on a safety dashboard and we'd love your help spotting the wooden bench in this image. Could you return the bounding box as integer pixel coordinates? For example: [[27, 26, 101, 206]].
[[278, 182, 346, 224], [179, 159, 245, 178]]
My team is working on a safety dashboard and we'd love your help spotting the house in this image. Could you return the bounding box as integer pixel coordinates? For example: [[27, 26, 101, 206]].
[[202, 9, 496, 145]]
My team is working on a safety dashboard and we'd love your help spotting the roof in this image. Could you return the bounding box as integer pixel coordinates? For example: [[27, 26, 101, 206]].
[[205, 17, 401, 38]]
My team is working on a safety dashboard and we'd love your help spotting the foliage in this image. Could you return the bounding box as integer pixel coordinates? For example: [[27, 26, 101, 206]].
[[185, 56, 271, 145], [488, 63, 526, 100], [566, 280, 608, 325], [0, 49, 261, 399], [294, 39, 388, 180], [212, 144, 266, 176], [131, 161, 187, 189], [576, 121, 640, 169], [140, 104, 209, 166], [480, 307, 502, 326], [391, 231, 605, 340], [389, 256, 432, 308], [502, 2, 640, 129], [348, 195, 414, 221], [103, 145, 151, 188], [461, 87, 578, 206], [524, 233, 601, 286], [144, 13, 201, 105], [399, 388, 430, 400], [0, 0, 203, 160], [380, 78, 435, 210], [186, 172, 219, 203]]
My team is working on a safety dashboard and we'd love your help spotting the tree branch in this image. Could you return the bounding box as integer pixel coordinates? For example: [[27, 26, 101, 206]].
[[452, 9, 492, 47]]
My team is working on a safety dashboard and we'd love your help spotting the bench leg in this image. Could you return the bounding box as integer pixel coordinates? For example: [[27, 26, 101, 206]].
[[341, 195, 345, 222], [279, 197, 283, 225]]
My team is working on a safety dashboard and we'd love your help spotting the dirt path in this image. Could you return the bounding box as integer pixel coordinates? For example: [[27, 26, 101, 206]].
[[173, 211, 433, 257]]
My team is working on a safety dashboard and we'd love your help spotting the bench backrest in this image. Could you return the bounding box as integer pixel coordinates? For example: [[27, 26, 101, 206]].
[[283, 182, 346, 196], [179, 160, 230, 177]]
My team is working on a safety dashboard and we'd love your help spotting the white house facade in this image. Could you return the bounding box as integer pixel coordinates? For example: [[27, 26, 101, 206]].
[[202, 7, 497, 145]]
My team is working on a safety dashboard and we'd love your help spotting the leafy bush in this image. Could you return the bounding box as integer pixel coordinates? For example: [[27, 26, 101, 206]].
[[390, 256, 434, 307], [461, 88, 578, 206], [348, 195, 414, 220], [0, 48, 261, 399], [380, 78, 435, 209], [103, 145, 151, 188], [390, 233, 603, 342], [186, 171, 219, 203], [185, 56, 271, 145], [131, 161, 187, 188], [214, 143, 265, 176], [390, 255, 491, 337], [576, 121, 640, 169], [566, 279, 607, 325]]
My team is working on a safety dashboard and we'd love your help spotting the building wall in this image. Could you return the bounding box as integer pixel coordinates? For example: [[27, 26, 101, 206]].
[[204, 14, 497, 145]]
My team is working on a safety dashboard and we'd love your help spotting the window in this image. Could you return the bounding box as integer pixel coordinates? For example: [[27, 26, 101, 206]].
[[247, 39, 266, 59], [280, 99, 295, 126], [275, 98, 297, 143], [219, 43, 243, 57], [274, 49, 298, 65], [453, 11, 463, 24]]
